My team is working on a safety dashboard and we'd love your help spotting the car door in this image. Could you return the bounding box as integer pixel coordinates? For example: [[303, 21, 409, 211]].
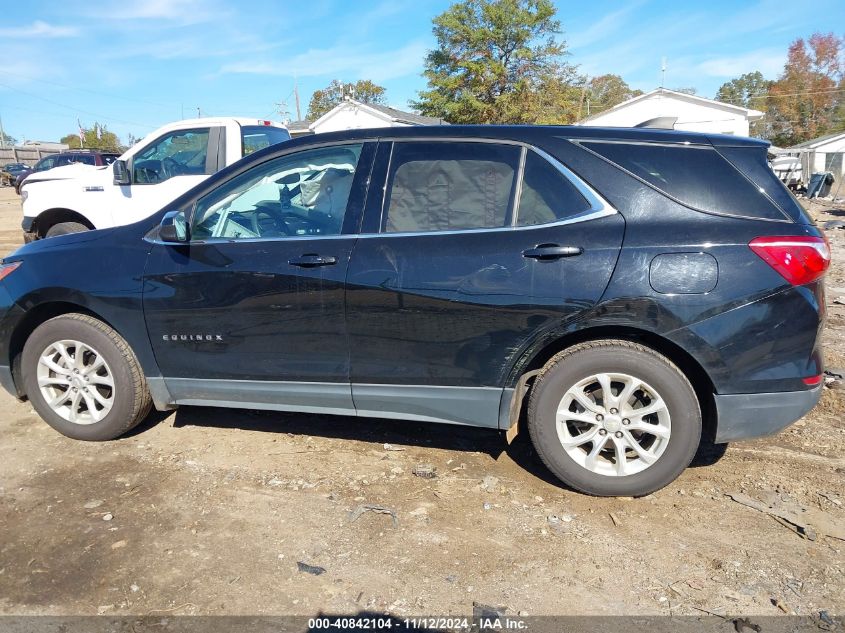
[[115, 127, 222, 226], [142, 141, 375, 413], [345, 139, 625, 428]]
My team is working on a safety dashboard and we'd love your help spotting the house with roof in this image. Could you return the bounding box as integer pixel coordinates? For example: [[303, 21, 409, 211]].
[[786, 130, 845, 184], [290, 98, 446, 137], [576, 88, 764, 137]]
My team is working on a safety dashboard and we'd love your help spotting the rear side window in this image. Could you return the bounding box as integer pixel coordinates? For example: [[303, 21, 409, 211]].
[[581, 141, 788, 221], [716, 146, 809, 224], [383, 142, 520, 233], [517, 151, 592, 226], [241, 125, 291, 156]]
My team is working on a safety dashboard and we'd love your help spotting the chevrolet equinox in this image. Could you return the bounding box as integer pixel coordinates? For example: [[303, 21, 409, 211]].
[[0, 126, 829, 496]]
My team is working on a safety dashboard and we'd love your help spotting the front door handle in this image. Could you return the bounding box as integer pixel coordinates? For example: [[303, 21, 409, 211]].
[[522, 244, 583, 260], [288, 254, 338, 268]]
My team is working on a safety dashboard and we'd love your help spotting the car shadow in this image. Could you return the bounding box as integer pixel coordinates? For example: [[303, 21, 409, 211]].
[[128, 404, 729, 492]]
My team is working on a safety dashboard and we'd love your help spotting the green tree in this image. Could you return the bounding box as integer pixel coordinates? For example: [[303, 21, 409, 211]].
[[306, 79, 387, 120], [413, 0, 579, 124], [586, 74, 643, 117], [715, 71, 771, 108], [60, 123, 122, 152], [715, 71, 773, 137]]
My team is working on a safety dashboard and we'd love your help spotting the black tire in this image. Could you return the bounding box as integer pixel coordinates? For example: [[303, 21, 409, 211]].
[[527, 339, 701, 496], [21, 314, 152, 441], [45, 222, 89, 238]]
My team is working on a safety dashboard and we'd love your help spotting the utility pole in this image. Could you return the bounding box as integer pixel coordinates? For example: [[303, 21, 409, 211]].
[[196, 106, 201, 118], [294, 77, 302, 121], [661, 57, 667, 89], [0, 114, 6, 149]]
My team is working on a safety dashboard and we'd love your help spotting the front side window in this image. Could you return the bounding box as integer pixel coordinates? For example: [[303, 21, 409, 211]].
[[517, 151, 592, 226], [191, 144, 363, 241], [383, 142, 520, 233], [133, 128, 210, 184], [36, 157, 55, 171]]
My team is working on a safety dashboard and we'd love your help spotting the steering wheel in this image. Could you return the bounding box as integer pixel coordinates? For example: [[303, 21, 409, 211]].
[[162, 157, 183, 179], [250, 204, 331, 237]]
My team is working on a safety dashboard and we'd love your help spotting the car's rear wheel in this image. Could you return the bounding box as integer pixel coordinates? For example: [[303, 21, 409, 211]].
[[527, 340, 701, 496], [45, 222, 89, 238], [22, 314, 152, 441]]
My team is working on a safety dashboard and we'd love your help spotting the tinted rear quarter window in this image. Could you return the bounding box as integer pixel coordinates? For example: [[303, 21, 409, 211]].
[[383, 142, 521, 233], [716, 146, 809, 224], [581, 141, 788, 221]]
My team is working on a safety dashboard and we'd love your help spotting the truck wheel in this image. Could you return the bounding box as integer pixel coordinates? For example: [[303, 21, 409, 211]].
[[21, 314, 152, 441], [527, 340, 701, 497], [45, 222, 89, 238]]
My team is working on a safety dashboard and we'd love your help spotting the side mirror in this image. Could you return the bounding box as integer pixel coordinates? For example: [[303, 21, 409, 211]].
[[113, 159, 130, 186], [158, 210, 189, 243]]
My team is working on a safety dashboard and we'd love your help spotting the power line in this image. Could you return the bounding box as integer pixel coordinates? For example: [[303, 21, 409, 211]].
[[0, 82, 156, 129], [0, 69, 177, 109]]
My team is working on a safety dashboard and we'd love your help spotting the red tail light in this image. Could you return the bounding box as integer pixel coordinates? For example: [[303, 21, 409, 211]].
[[749, 235, 830, 285], [802, 374, 823, 386]]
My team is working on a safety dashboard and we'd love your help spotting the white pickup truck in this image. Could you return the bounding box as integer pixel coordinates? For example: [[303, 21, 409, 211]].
[[21, 117, 290, 241]]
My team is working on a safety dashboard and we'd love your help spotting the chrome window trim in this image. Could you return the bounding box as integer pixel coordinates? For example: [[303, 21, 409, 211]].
[[153, 138, 619, 247]]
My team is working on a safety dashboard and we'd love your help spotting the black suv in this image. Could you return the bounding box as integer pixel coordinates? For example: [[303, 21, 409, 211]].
[[14, 150, 120, 194], [0, 126, 828, 496]]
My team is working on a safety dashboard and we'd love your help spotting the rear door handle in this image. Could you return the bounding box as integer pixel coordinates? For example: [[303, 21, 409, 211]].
[[522, 244, 583, 260], [288, 254, 338, 268]]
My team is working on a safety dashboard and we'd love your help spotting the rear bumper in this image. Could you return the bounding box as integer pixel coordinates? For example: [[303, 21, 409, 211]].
[[713, 384, 823, 443]]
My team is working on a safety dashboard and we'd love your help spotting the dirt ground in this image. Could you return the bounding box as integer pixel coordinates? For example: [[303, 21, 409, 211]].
[[0, 186, 842, 618]]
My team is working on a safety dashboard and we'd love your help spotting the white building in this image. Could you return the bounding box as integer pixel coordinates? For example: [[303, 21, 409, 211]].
[[291, 98, 445, 137], [786, 131, 845, 183], [576, 88, 764, 137]]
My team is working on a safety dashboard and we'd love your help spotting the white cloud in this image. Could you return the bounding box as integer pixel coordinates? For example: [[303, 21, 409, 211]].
[[0, 21, 78, 38], [220, 40, 428, 83], [91, 0, 228, 25], [697, 48, 786, 78], [567, 2, 644, 51]]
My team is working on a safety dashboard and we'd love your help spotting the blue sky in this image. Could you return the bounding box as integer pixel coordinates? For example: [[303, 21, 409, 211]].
[[1, 0, 842, 144]]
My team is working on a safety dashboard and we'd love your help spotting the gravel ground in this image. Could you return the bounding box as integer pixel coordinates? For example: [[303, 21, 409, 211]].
[[0, 186, 842, 617]]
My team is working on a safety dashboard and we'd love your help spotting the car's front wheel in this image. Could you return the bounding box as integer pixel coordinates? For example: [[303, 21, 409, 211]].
[[527, 340, 701, 496], [22, 314, 152, 441]]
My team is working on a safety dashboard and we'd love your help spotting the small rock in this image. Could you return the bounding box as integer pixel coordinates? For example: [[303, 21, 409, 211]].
[[412, 464, 437, 479], [480, 475, 499, 492], [130, 584, 140, 593], [84, 500, 103, 509], [834, 296, 845, 305], [383, 443, 405, 451], [96, 605, 114, 615], [102, 513, 113, 521], [409, 507, 428, 517], [390, 466, 404, 475], [296, 561, 326, 576], [483, 502, 492, 510], [111, 540, 127, 550]]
